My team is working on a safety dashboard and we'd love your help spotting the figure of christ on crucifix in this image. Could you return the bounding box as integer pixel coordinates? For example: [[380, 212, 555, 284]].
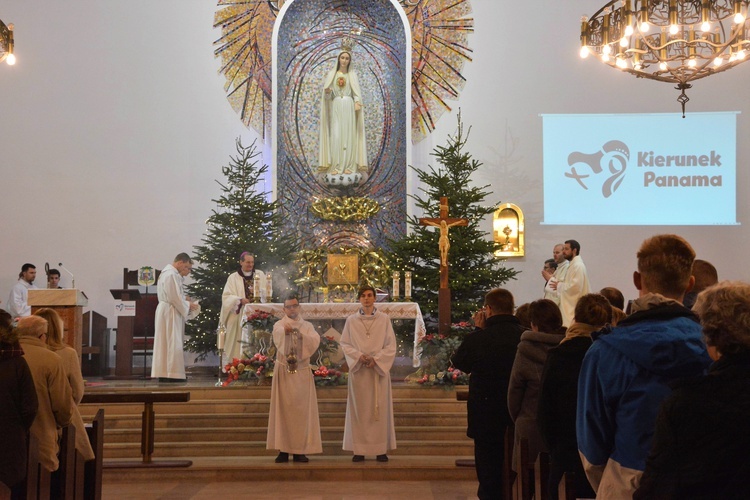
[[419, 197, 468, 334]]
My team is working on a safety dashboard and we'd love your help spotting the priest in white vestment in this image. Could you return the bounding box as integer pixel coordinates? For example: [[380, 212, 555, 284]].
[[219, 252, 267, 365], [266, 295, 322, 463], [151, 253, 200, 381], [340, 286, 397, 462]]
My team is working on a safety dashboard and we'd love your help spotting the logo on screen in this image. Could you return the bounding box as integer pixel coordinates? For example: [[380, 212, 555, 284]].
[[566, 140, 629, 198]]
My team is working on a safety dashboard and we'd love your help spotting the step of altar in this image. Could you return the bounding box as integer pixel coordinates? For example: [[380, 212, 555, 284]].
[[80, 384, 474, 464], [101, 455, 475, 483]]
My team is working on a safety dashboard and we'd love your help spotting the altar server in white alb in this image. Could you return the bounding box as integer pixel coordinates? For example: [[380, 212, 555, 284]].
[[340, 285, 397, 462], [151, 253, 200, 382], [266, 295, 322, 463], [219, 252, 267, 365]]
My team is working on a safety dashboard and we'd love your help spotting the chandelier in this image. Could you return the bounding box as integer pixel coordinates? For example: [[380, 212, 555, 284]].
[[0, 18, 14, 66], [580, 1, 750, 116]]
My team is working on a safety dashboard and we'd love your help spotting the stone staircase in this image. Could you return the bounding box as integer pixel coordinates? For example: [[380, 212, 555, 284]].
[[78, 384, 476, 482]]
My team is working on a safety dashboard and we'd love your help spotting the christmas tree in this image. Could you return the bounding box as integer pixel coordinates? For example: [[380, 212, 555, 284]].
[[389, 113, 519, 321], [185, 138, 295, 360]]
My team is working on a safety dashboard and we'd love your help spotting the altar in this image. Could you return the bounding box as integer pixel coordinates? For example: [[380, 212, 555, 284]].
[[244, 302, 426, 366]]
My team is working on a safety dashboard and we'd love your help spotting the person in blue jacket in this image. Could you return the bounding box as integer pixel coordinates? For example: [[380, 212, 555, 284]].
[[576, 234, 711, 499]]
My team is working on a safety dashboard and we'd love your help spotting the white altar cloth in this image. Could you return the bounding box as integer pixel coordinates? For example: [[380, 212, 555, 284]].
[[244, 302, 426, 367]]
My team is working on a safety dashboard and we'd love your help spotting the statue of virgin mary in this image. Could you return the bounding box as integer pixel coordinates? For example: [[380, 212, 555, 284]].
[[318, 49, 368, 188]]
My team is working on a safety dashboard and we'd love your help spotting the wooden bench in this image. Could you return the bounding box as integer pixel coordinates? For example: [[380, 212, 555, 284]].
[[84, 409, 105, 500], [81, 391, 191, 468], [558, 472, 577, 500]]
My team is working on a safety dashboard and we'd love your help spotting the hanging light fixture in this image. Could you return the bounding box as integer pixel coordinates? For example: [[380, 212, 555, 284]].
[[0, 18, 14, 66], [581, 1, 750, 116]]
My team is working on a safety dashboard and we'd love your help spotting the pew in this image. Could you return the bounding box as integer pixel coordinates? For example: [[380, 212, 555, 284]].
[[503, 425, 515, 500], [84, 409, 105, 500], [557, 472, 577, 500], [533, 452, 550, 500], [511, 437, 533, 500], [23, 433, 41, 500], [55, 424, 79, 499]]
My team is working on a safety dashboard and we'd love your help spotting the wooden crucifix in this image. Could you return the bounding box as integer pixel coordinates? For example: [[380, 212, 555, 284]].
[[419, 197, 468, 334]]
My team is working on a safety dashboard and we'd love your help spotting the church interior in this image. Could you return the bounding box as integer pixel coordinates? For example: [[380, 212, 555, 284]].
[[2, 0, 750, 498]]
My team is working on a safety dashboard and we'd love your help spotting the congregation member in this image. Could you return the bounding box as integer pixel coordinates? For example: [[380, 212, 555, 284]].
[[635, 281, 750, 499], [515, 303, 531, 330], [541, 258, 557, 297], [451, 288, 524, 500], [682, 258, 718, 309], [538, 293, 611, 500], [340, 285, 396, 462], [542, 244, 567, 305], [35, 308, 95, 462], [47, 268, 62, 289], [577, 234, 711, 499], [548, 240, 590, 326], [219, 252, 267, 365], [151, 253, 201, 382], [507, 299, 565, 474], [266, 295, 322, 463], [599, 286, 627, 325], [16, 315, 73, 472], [0, 310, 38, 498], [7, 263, 38, 318]]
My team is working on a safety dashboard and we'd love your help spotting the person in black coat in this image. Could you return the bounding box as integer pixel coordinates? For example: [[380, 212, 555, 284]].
[[635, 281, 750, 499], [538, 293, 612, 499], [0, 310, 39, 498], [452, 288, 525, 500]]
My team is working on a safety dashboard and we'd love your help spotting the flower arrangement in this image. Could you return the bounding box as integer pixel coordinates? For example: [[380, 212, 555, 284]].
[[408, 322, 475, 387], [221, 353, 274, 386], [313, 365, 347, 386], [244, 310, 277, 331]]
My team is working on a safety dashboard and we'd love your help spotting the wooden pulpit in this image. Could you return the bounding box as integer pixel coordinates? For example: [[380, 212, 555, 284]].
[[28, 289, 89, 359], [110, 288, 141, 377]]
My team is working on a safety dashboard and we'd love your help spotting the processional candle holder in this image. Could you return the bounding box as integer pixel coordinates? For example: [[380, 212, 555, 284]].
[[286, 328, 299, 373], [392, 271, 400, 301], [265, 272, 272, 302], [404, 272, 413, 302]]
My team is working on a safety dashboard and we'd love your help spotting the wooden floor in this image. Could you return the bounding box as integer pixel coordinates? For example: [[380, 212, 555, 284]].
[[103, 478, 478, 499]]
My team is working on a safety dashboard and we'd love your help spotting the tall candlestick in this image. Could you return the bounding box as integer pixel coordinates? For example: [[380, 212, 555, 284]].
[[405, 271, 412, 301], [217, 324, 226, 350], [265, 272, 272, 302], [392, 271, 400, 300]]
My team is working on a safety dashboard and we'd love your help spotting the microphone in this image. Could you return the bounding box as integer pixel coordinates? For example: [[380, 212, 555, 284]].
[[58, 262, 75, 289]]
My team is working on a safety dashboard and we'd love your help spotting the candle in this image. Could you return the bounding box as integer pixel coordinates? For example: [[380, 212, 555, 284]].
[[392, 271, 400, 300], [265, 272, 272, 302], [253, 274, 261, 302], [217, 324, 226, 350], [405, 271, 412, 298]]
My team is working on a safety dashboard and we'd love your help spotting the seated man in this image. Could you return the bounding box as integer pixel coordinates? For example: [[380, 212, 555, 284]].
[[47, 269, 62, 289], [266, 295, 322, 463]]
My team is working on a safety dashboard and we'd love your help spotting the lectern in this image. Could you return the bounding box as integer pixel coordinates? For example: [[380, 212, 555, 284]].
[[110, 288, 141, 377], [28, 289, 89, 359]]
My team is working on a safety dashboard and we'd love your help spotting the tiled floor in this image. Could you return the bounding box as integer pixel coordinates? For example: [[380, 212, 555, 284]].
[[103, 479, 478, 499]]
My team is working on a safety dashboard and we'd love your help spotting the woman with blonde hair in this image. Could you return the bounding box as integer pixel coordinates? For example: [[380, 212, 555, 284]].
[[33, 308, 94, 462]]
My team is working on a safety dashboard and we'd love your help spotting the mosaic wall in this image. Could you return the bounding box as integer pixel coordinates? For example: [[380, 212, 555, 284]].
[[276, 0, 408, 251]]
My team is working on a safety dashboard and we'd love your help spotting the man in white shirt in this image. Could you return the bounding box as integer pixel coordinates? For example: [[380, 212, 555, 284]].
[[7, 263, 38, 318], [543, 244, 569, 305], [549, 240, 590, 326]]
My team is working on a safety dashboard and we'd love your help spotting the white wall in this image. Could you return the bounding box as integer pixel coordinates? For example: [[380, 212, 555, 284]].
[[2, 1, 748, 328]]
